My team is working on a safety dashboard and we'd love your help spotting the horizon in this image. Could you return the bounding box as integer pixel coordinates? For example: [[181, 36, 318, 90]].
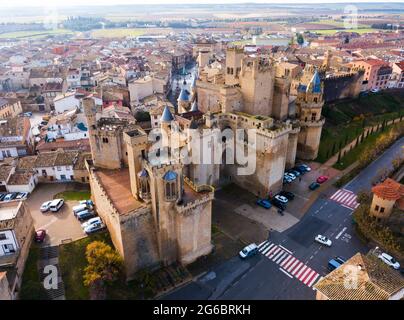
[[0, 0, 403, 8]]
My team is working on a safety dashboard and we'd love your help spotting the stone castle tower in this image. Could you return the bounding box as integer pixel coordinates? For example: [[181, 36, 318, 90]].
[[296, 70, 325, 160], [239, 55, 275, 116]]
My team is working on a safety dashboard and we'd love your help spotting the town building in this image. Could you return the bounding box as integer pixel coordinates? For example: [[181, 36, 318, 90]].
[[370, 178, 404, 218], [0, 200, 35, 300], [314, 252, 404, 300]]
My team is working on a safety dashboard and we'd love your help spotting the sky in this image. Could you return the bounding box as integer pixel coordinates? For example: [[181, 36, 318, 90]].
[[0, 0, 402, 8]]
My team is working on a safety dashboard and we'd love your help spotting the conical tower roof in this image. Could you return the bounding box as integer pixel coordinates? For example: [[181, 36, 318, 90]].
[[161, 106, 174, 122]]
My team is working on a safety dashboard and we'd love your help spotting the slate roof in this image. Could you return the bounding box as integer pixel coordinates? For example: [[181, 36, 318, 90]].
[[160, 106, 174, 122]]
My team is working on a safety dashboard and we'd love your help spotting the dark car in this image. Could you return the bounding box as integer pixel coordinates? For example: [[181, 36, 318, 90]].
[[271, 198, 286, 210], [34, 229, 46, 243], [256, 199, 272, 209], [293, 166, 306, 175], [309, 182, 320, 191], [279, 191, 295, 201], [289, 169, 301, 177], [0, 193, 6, 201]]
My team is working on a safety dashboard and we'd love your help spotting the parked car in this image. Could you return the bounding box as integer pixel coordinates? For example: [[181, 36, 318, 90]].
[[79, 199, 94, 207], [285, 172, 296, 181], [315, 235, 332, 247], [81, 217, 102, 229], [293, 166, 306, 175], [3, 193, 17, 202], [256, 199, 272, 209], [49, 199, 64, 212], [23, 112, 33, 117], [283, 175, 293, 184], [288, 169, 301, 177], [0, 193, 6, 201], [316, 176, 329, 184], [371, 88, 380, 93], [16, 192, 28, 200], [84, 221, 105, 234], [271, 198, 286, 210], [239, 243, 258, 259], [274, 194, 288, 204], [378, 252, 400, 270], [328, 256, 346, 271], [298, 164, 311, 172], [73, 204, 90, 216], [309, 182, 320, 190], [76, 209, 96, 221], [34, 229, 46, 243], [279, 191, 295, 201], [40, 201, 53, 212]]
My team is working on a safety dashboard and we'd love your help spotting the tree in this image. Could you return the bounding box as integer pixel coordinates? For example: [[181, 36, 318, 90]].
[[344, 134, 349, 146], [296, 33, 304, 45], [355, 135, 360, 147], [83, 241, 124, 299], [337, 149, 342, 163], [331, 141, 337, 155]]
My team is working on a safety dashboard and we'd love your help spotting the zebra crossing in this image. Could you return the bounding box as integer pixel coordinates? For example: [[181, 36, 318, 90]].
[[258, 241, 321, 289], [329, 189, 359, 210]]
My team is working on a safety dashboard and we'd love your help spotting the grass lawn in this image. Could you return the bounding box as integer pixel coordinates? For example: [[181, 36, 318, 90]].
[[58, 232, 113, 300], [333, 129, 386, 170], [59, 231, 159, 300], [0, 29, 73, 39], [19, 244, 48, 300], [316, 91, 404, 163], [54, 190, 91, 201]]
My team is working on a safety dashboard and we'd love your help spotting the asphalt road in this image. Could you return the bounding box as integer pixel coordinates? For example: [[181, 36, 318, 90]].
[[163, 137, 404, 300]]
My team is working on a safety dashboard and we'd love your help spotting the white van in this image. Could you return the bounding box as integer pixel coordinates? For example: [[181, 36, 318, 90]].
[[72, 204, 88, 216], [49, 199, 64, 212]]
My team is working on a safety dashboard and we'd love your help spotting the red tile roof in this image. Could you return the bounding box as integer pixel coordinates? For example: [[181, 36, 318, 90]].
[[372, 178, 404, 201]]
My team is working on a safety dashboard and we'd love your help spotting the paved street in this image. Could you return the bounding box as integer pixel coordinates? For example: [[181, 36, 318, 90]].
[[162, 137, 404, 300]]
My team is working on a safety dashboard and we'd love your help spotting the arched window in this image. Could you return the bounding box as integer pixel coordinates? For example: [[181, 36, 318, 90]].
[[163, 170, 178, 201]]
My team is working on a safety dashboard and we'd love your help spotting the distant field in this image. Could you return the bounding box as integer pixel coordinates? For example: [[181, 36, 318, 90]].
[[90, 28, 172, 38], [0, 29, 73, 39], [310, 19, 371, 28], [312, 28, 382, 35]]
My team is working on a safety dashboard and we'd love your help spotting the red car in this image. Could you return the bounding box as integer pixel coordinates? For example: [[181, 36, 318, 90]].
[[34, 229, 46, 243], [316, 176, 329, 184]]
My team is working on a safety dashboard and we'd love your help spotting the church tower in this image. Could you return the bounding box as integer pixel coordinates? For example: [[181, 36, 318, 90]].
[[296, 70, 325, 160]]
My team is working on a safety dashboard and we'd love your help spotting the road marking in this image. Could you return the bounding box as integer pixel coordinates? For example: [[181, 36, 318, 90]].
[[261, 243, 274, 255], [280, 255, 293, 267], [279, 268, 293, 279], [335, 227, 347, 239], [275, 253, 289, 264], [38, 216, 58, 230], [268, 247, 282, 259], [296, 265, 308, 278], [283, 256, 297, 270], [286, 259, 300, 273], [303, 270, 316, 285], [307, 273, 320, 287], [299, 268, 312, 282], [272, 250, 285, 262], [265, 245, 278, 257], [278, 245, 293, 255], [258, 240, 268, 249], [291, 262, 304, 275]]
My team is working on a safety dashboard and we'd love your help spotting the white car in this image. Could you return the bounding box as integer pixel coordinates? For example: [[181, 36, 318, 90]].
[[371, 88, 380, 93], [49, 199, 64, 212], [274, 195, 288, 204], [378, 253, 400, 270], [315, 235, 332, 247], [239, 243, 258, 259], [285, 173, 296, 181], [81, 217, 102, 229], [84, 221, 105, 234], [40, 201, 53, 212]]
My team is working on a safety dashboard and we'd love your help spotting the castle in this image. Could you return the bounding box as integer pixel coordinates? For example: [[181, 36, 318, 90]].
[[84, 47, 326, 278]]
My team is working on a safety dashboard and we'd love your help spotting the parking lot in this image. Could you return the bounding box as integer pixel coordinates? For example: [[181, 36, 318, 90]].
[[25, 184, 89, 246]]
